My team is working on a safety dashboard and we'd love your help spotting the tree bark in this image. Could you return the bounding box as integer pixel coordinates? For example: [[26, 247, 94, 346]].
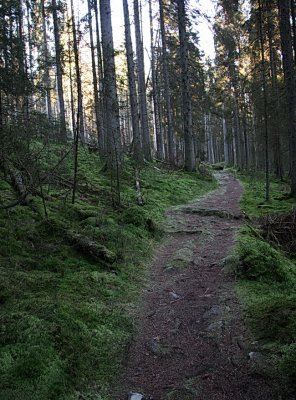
[[258, 0, 270, 201], [70, 0, 85, 143], [99, 0, 122, 174], [122, 0, 142, 164], [134, 0, 151, 161], [278, 0, 296, 196], [52, 0, 67, 139], [159, 0, 175, 165], [87, 0, 103, 147], [41, 0, 52, 119], [149, 0, 163, 160], [266, 0, 283, 179], [94, 0, 106, 154], [177, 0, 195, 171]]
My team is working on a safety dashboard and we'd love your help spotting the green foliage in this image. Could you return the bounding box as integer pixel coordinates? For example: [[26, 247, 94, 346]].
[[0, 149, 216, 400]]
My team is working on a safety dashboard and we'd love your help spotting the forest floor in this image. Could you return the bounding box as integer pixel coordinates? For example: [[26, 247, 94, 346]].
[[114, 173, 284, 400]]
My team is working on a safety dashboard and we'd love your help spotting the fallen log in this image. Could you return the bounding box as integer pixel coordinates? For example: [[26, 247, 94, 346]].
[[66, 231, 116, 263]]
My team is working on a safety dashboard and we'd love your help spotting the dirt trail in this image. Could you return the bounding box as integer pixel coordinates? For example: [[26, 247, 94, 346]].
[[114, 173, 280, 400]]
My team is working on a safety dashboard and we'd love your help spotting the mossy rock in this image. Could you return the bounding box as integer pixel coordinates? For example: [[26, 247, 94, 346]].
[[237, 236, 291, 283], [165, 242, 194, 271]]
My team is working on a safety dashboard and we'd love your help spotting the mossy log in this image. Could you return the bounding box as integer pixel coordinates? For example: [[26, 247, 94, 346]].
[[8, 169, 33, 206], [66, 231, 116, 263]]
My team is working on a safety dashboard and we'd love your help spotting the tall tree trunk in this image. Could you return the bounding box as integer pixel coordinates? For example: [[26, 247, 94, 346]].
[[99, 0, 122, 174], [41, 0, 52, 119], [159, 0, 174, 165], [70, 0, 85, 142], [259, 0, 270, 201], [52, 0, 67, 139], [177, 0, 195, 171], [266, 0, 283, 179], [134, 0, 151, 161], [94, 0, 106, 154], [149, 0, 163, 160], [87, 0, 103, 147], [278, 0, 296, 196], [222, 107, 230, 164], [122, 0, 142, 164]]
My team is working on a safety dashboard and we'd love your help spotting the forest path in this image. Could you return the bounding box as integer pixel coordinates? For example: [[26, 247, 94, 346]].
[[114, 173, 279, 400]]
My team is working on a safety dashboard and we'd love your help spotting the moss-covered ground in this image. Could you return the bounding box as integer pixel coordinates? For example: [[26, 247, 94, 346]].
[[0, 145, 216, 400], [232, 172, 296, 392]]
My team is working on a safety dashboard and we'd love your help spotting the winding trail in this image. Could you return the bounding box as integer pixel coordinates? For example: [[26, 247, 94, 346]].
[[114, 173, 280, 400]]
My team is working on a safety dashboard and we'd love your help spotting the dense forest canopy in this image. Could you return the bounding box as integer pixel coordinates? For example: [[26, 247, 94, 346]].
[[0, 0, 295, 198]]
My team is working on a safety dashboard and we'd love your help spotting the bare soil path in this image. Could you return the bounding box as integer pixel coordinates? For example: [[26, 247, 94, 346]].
[[114, 173, 281, 400]]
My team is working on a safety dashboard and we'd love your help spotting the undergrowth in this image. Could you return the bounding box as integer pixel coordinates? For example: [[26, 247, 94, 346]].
[[233, 173, 296, 392], [0, 144, 216, 400]]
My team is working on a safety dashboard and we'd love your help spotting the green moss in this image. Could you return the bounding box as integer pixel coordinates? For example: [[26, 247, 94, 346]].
[[237, 235, 293, 283], [0, 151, 216, 400], [239, 172, 295, 218], [280, 343, 296, 385], [233, 172, 296, 391]]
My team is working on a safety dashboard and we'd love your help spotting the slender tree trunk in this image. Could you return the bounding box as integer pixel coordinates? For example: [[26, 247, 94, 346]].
[[222, 107, 229, 164], [278, 0, 296, 196], [17, 0, 28, 117], [134, 0, 151, 161], [26, 1, 33, 80], [159, 0, 174, 165], [266, 0, 283, 179], [149, 0, 163, 160], [258, 0, 270, 201], [94, 0, 106, 154], [177, 0, 195, 171], [122, 0, 142, 164], [41, 0, 52, 119], [70, 0, 85, 142], [87, 0, 102, 146], [99, 0, 122, 173], [52, 0, 67, 138]]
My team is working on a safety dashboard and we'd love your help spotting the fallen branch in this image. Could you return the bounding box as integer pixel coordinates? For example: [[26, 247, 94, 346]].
[[66, 231, 116, 263]]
